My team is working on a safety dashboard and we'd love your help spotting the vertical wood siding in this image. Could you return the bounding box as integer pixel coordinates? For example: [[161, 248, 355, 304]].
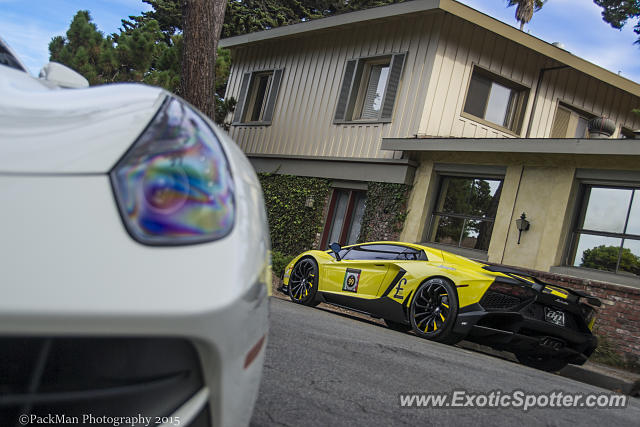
[[227, 13, 442, 160], [420, 14, 640, 138], [226, 11, 640, 160]]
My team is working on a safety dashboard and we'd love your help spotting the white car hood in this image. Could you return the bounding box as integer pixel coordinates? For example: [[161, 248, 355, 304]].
[[0, 65, 166, 173]]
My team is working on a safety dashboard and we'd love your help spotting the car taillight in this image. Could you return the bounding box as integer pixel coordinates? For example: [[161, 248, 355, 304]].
[[111, 97, 235, 245], [580, 302, 597, 330], [489, 281, 537, 299]]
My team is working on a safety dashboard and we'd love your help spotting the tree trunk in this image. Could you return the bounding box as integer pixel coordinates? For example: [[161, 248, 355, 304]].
[[181, 0, 227, 119]]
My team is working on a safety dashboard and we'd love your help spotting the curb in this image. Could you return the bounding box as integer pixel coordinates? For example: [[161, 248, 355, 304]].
[[559, 363, 640, 397]]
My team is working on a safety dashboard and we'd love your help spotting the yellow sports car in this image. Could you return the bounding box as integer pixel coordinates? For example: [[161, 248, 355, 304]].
[[281, 241, 600, 372]]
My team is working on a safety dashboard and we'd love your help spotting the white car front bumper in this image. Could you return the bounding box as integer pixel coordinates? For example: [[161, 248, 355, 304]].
[[0, 173, 270, 427]]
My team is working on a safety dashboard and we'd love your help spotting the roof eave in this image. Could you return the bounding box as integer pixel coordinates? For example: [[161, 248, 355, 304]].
[[219, 0, 640, 97], [381, 137, 640, 156]]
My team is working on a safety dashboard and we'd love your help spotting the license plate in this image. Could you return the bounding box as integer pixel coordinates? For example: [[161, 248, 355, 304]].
[[544, 307, 565, 327]]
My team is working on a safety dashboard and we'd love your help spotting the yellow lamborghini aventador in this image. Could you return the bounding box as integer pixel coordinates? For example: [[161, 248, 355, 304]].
[[281, 241, 600, 372]]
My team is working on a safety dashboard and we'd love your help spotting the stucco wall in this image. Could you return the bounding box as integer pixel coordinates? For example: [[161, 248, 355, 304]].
[[401, 152, 640, 279]]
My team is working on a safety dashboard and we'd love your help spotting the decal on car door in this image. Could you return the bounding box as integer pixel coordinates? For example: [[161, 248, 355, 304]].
[[342, 268, 361, 293]]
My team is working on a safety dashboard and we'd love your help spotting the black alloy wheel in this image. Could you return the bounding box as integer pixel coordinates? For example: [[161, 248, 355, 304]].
[[410, 278, 463, 344], [288, 258, 320, 306]]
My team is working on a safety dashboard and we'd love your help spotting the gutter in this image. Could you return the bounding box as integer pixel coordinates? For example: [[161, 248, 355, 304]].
[[525, 65, 569, 138]]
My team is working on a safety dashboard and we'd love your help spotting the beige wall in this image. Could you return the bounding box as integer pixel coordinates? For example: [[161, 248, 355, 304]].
[[226, 12, 443, 160], [402, 152, 640, 272], [419, 14, 640, 139]]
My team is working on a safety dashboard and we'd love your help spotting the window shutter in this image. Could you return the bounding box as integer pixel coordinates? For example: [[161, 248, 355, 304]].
[[334, 59, 357, 122], [233, 72, 251, 123], [262, 69, 283, 124], [380, 53, 406, 120], [361, 65, 384, 120], [551, 106, 571, 138]]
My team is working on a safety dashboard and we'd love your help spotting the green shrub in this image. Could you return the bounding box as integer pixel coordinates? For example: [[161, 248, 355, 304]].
[[259, 173, 330, 255], [271, 250, 295, 278]]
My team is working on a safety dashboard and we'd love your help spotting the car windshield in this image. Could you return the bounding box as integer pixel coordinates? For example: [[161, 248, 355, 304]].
[[0, 40, 26, 72]]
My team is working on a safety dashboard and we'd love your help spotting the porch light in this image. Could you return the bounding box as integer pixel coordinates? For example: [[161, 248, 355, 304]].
[[516, 213, 530, 244]]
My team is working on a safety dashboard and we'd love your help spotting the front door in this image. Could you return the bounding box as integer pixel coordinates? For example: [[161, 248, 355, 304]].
[[323, 258, 389, 298]]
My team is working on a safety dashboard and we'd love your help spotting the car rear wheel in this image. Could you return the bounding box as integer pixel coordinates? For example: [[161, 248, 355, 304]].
[[384, 319, 412, 333], [410, 278, 463, 345], [515, 353, 569, 372], [288, 257, 320, 306]]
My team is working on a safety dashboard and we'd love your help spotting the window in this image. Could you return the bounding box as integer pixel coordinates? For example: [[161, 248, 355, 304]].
[[569, 185, 640, 277], [427, 176, 503, 252], [341, 244, 427, 261], [550, 104, 593, 138], [321, 189, 367, 248], [232, 69, 284, 125], [0, 41, 25, 72], [334, 53, 406, 123], [621, 127, 637, 139], [463, 67, 529, 133]]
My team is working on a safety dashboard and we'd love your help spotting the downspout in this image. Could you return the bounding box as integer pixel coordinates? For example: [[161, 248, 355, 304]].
[[525, 65, 569, 138]]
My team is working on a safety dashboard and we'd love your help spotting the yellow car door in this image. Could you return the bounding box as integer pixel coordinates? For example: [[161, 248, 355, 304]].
[[321, 244, 408, 298]]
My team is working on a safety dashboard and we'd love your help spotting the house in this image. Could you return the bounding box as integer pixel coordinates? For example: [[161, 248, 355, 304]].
[[220, 0, 640, 291]]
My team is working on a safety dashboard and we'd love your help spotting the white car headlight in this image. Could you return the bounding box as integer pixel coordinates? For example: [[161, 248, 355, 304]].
[[111, 97, 235, 245]]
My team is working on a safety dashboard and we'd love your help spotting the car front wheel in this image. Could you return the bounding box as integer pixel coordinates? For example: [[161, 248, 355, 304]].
[[288, 257, 320, 306]]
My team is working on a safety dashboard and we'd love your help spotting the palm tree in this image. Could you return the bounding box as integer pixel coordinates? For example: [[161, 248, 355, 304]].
[[507, 0, 547, 31]]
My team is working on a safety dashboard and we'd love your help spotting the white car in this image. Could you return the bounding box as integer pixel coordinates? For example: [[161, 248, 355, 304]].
[[0, 38, 270, 427]]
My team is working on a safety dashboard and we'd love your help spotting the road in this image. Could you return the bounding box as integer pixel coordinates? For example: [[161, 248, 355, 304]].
[[250, 298, 639, 427]]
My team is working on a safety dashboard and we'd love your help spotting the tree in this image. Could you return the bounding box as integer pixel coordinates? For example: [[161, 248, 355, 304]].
[[594, 0, 640, 45], [181, 0, 227, 119], [49, 10, 179, 87], [49, 1, 407, 125], [507, 0, 547, 31], [581, 245, 640, 275], [49, 11, 111, 85]]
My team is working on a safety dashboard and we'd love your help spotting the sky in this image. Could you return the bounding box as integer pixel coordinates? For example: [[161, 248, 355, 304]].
[[0, 0, 639, 83]]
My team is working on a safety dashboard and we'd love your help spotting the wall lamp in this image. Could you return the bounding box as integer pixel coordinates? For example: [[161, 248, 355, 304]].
[[516, 212, 530, 244]]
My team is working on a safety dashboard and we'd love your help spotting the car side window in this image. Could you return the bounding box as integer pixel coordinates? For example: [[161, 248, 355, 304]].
[[395, 249, 428, 261], [342, 244, 419, 261]]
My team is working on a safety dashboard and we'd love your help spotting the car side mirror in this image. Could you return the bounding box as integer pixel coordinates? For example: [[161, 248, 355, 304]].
[[39, 62, 89, 88], [329, 242, 342, 261]]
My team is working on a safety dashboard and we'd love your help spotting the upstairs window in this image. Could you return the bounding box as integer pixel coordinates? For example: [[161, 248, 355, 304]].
[[463, 67, 529, 134], [428, 176, 503, 252], [233, 69, 284, 125], [550, 104, 593, 138], [334, 53, 406, 123], [570, 185, 639, 277]]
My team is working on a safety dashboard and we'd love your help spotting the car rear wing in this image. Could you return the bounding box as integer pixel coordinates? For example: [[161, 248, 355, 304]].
[[482, 265, 602, 307]]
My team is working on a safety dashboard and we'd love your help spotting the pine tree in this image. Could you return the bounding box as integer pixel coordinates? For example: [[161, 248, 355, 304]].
[[594, 0, 640, 45]]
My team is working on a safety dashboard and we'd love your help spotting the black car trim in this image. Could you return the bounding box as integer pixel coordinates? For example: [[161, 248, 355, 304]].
[[483, 265, 601, 306], [319, 292, 408, 324], [380, 269, 407, 298]]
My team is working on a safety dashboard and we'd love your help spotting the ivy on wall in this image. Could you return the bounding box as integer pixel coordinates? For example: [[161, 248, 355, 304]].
[[258, 173, 331, 256], [358, 182, 411, 243]]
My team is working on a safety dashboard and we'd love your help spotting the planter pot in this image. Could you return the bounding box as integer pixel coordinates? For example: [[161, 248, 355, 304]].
[[588, 117, 616, 139]]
